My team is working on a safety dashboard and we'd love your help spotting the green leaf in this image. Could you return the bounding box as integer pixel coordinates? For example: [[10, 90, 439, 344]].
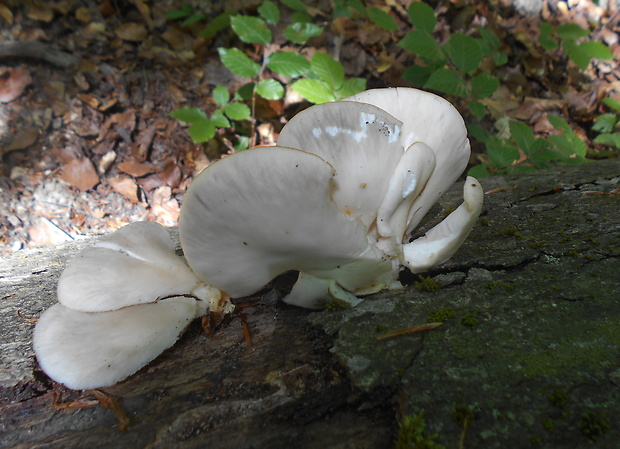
[[398, 30, 442, 61], [486, 135, 519, 169], [367, 7, 398, 31], [444, 32, 482, 74], [470, 73, 499, 99], [284, 22, 324, 45], [258, 0, 280, 24], [236, 82, 255, 100], [467, 123, 490, 143], [592, 113, 618, 133], [509, 120, 534, 155], [181, 13, 207, 27], [211, 110, 230, 128], [218, 47, 260, 77], [402, 65, 434, 85], [167, 4, 194, 20], [234, 135, 250, 151], [602, 97, 620, 112], [231, 16, 272, 45], [547, 114, 571, 134], [201, 12, 231, 39], [311, 52, 344, 90], [267, 51, 311, 77], [335, 77, 366, 99], [292, 11, 311, 23], [478, 28, 499, 55], [291, 79, 335, 104], [538, 23, 559, 51], [564, 41, 612, 70], [408, 1, 436, 33], [492, 51, 508, 66], [212, 85, 230, 107], [170, 107, 206, 124], [468, 163, 491, 178], [256, 78, 284, 100], [593, 132, 620, 149], [468, 101, 486, 121], [189, 119, 216, 143], [224, 102, 251, 121], [547, 135, 581, 159], [556, 23, 589, 42], [424, 68, 468, 97], [281, 0, 307, 12]]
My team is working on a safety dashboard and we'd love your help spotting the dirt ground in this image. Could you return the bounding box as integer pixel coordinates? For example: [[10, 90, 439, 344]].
[[0, 0, 618, 252]]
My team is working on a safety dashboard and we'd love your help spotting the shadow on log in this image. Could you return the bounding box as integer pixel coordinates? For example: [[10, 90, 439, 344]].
[[1, 160, 619, 448]]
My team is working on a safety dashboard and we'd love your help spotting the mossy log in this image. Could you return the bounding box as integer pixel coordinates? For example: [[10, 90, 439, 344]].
[[1, 160, 619, 448]]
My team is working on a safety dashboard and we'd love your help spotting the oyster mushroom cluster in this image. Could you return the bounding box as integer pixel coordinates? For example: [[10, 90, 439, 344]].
[[34, 88, 483, 390]]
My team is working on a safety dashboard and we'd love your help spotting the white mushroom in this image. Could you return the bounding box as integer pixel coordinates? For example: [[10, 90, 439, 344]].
[[34, 221, 232, 390], [180, 89, 483, 308]]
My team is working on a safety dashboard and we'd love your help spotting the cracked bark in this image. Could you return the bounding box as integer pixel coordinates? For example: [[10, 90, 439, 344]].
[[1, 160, 619, 448]]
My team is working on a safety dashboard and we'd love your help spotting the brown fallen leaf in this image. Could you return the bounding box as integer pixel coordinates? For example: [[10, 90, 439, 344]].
[[115, 23, 148, 42], [60, 158, 99, 191], [118, 158, 160, 177], [0, 68, 33, 103], [2, 128, 38, 154], [108, 176, 142, 203], [0, 4, 14, 24], [27, 3, 53, 22]]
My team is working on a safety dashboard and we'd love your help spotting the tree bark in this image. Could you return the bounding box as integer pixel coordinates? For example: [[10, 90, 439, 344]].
[[1, 160, 619, 448]]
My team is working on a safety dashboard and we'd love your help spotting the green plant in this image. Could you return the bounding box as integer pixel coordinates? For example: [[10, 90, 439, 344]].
[[398, 2, 505, 121], [395, 410, 446, 449], [169, 0, 367, 145], [592, 97, 620, 152], [539, 22, 613, 70], [468, 114, 587, 177]]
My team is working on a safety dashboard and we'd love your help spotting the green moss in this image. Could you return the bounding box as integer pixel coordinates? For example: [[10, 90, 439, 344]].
[[530, 435, 542, 445], [568, 249, 581, 258], [375, 324, 388, 333], [461, 311, 479, 328], [480, 217, 491, 226], [427, 307, 455, 323], [547, 390, 568, 409], [578, 412, 609, 441], [542, 418, 555, 432], [486, 281, 515, 294], [415, 275, 440, 293], [452, 403, 479, 428], [500, 227, 523, 239], [395, 410, 446, 449], [583, 236, 599, 245]]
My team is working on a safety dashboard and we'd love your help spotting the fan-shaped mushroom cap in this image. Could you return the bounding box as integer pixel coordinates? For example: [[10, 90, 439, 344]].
[[34, 297, 208, 390], [342, 87, 471, 233], [57, 221, 216, 312], [403, 177, 484, 272], [179, 147, 372, 298], [277, 101, 404, 228]]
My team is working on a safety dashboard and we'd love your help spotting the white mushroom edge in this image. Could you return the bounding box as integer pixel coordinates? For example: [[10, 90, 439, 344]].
[[180, 87, 484, 309], [33, 221, 233, 390]]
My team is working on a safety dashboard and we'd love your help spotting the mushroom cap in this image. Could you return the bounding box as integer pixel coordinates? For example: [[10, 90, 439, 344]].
[[277, 101, 404, 229], [57, 221, 207, 312], [342, 88, 471, 233], [179, 146, 371, 298], [403, 176, 484, 272], [33, 297, 208, 390]]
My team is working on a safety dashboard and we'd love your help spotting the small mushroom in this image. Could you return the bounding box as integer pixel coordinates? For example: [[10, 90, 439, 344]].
[[34, 221, 232, 390], [180, 89, 482, 308]]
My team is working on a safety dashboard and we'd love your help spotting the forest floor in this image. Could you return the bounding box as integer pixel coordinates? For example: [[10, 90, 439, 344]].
[[0, 0, 618, 252]]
